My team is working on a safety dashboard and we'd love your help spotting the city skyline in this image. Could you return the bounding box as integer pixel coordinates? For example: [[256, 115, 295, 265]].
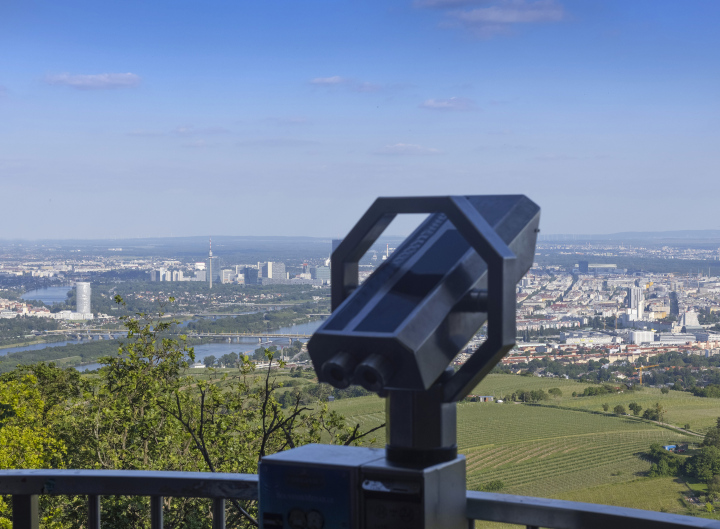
[[2, 1, 719, 239]]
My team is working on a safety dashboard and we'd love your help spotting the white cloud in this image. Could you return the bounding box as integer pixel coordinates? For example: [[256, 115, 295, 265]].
[[455, 0, 564, 24], [420, 97, 475, 111], [45, 72, 141, 90], [423, 0, 565, 38], [377, 143, 442, 155], [173, 126, 230, 136], [237, 138, 318, 147], [309, 76, 385, 93], [310, 76, 349, 86], [415, 0, 490, 7]]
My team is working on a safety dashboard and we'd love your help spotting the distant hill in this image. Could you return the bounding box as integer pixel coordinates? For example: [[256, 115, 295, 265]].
[[542, 230, 720, 241]]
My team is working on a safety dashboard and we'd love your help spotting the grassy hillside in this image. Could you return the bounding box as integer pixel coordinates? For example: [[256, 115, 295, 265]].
[[474, 373, 720, 432], [327, 373, 715, 520]]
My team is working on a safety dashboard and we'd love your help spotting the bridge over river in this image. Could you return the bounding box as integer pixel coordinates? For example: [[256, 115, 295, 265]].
[[42, 330, 312, 342]]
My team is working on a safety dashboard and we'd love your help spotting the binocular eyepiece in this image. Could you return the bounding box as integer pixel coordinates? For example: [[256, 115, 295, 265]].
[[321, 351, 395, 393]]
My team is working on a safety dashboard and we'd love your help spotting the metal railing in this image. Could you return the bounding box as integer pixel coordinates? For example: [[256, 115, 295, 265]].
[[0, 470, 258, 529], [1, 469, 718, 529]]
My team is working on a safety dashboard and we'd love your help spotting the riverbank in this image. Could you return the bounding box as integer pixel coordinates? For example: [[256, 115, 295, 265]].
[[0, 317, 325, 373]]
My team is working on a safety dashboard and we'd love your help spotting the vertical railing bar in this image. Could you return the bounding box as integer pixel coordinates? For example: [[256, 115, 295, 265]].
[[12, 495, 39, 529], [212, 498, 225, 529], [88, 494, 101, 529], [150, 496, 163, 529]]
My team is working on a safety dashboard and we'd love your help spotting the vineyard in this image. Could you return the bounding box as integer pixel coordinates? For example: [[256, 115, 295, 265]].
[[327, 374, 708, 514]]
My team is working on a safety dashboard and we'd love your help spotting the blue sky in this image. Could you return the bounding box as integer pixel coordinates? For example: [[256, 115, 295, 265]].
[[1, 0, 719, 239]]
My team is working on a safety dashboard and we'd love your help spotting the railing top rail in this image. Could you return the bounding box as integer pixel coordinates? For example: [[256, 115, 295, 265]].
[[467, 491, 720, 529], [1, 470, 717, 528], [0, 470, 258, 500]]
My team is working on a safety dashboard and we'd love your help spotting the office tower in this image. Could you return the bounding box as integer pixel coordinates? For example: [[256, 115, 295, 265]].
[[311, 266, 331, 283], [207, 238, 221, 288], [628, 286, 644, 320], [76, 282, 91, 315], [267, 262, 286, 279], [221, 269, 234, 283], [243, 267, 259, 285]]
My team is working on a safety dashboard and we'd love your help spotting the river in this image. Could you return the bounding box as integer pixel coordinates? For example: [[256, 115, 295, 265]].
[[21, 286, 73, 305], [78, 319, 324, 371], [10, 289, 326, 371]]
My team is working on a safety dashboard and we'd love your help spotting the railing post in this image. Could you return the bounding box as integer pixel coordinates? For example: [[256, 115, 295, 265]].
[[88, 495, 100, 529], [12, 495, 39, 529], [212, 498, 225, 529], [150, 496, 163, 529]]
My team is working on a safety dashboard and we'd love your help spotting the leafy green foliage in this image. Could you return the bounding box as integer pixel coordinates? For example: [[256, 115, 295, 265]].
[[647, 443, 683, 477], [547, 387, 563, 398], [685, 446, 720, 483], [690, 384, 720, 398], [0, 316, 60, 347], [0, 296, 381, 528], [478, 480, 505, 492]]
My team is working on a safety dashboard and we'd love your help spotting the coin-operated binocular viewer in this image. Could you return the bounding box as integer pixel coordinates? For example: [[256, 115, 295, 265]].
[[259, 195, 540, 529]]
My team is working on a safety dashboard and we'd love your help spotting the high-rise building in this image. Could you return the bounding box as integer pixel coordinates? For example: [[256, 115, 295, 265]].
[[242, 267, 259, 285], [628, 286, 644, 320], [76, 282, 92, 315], [208, 238, 214, 289], [266, 262, 286, 279], [221, 269, 234, 283], [311, 266, 330, 283]]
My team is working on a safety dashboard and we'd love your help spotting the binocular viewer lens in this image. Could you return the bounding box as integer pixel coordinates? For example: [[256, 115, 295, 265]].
[[321, 352, 396, 392]]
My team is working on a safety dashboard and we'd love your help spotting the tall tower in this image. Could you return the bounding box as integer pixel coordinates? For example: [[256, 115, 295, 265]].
[[208, 238, 213, 289], [76, 282, 91, 314]]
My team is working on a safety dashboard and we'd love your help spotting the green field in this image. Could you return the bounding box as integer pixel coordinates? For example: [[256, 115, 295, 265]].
[[327, 374, 719, 517], [473, 373, 720, 433]]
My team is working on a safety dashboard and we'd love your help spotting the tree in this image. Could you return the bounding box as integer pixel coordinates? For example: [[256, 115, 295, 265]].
[[655, 402, 666, 425], [0, 374, 66, 527], [702, 418, 720, 449], [642, 408, 659, 421], [628, 402, 642, 416], [661, 387, 669, 394], [686, 446, 720, 483], [647, 443, 683, 477], [613, 404, 626, 415], [203, 354, 216, 368], [602, 403, 609, 412], [479, 480, 505, 492], [4, 296, 384, 528], [548, 388, 563, 398]]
